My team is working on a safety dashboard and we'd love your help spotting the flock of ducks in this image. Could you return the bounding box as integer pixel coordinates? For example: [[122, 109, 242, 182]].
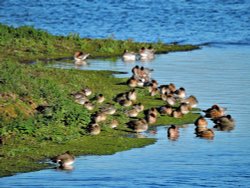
[[51, 49, 235, 169]]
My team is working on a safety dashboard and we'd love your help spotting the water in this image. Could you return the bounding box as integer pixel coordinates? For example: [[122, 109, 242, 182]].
[[2, 46, 250, 187], [0, 0, 250, 45], [1, 0, 250, 187]]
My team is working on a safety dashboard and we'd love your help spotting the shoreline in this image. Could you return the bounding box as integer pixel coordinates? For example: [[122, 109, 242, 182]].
[[0, 24, 200, 177]]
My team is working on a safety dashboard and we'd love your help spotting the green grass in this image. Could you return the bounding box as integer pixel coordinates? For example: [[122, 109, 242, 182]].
[[0, 24, 199, 62], [0, 23, 200, 177]]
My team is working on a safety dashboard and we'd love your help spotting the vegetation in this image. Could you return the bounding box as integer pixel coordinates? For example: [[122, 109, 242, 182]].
[[0, 24, 200, 177], [0, 24, 199, 62]]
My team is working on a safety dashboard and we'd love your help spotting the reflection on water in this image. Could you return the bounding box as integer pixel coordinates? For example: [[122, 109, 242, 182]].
[[2, 46, 250, 187]]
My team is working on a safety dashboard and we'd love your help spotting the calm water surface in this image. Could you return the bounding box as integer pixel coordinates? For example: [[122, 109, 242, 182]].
[[0, 0, 250, 44], [1, 0, 250, 187], [2, 46, 250, 187]]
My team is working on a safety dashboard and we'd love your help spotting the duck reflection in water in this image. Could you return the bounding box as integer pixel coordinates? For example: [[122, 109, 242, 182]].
[[167, 125, 179, 141]]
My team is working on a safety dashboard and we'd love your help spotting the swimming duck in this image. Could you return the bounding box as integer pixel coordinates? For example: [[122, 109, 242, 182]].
[[51, 151, 75, 168], [127, 118, 148, 133], [213, 115, 235, 131], [74, 51, 90, 63], [122, 50, 137, 61], [196, 128, 214, 139], [167, 125, 179, 140], [203, 104, 226, 119], [139, 47, 155, 61], [194, 116, 208, 128], [88, 123, 101, 135]]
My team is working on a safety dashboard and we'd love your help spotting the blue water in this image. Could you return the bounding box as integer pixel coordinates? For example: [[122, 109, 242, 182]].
[[0, 0, 250, 44], [1, 1, 250, 187]]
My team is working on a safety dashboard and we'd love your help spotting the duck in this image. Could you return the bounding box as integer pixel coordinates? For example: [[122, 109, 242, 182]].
[[74, 97, 89, 105], [127, 77, 138, 88], [119, 99, 133, 107], [126, 108, 140, 118], [150, 87, 159, 96], [172, 109, 183, 118], [131, 65, 140, 77], [146, 107, 158, 117], [101, 104, 116, 115], [84, 101, 94, 111], [203, 104, 226, 119], [82, 88, 92, 96], [139, 47, 155, 61], [139, 66, 153, 81], [132, 103, 144, 112], [203, 104, 226, 114], [95, 94, 105, 103], [167, 125, 179, 140], [168, 83, 176, 93], [72, 92, 85, 99], [179, 103, 191, 115], [88, 123, 101, 135], [151, 79, 158, 88], [109, 120, 118, 129], [74, 51, 90, 62], [159, 85, 171, 95], [158, 105, 173, 116], [122, 50, 137, 61], [213, 115, 235, 131], [127, 118, 148, 133], [196, 128, 214, 139], [181, 95, 198, 108], [92, 112, 107, 123], [165, 93, 177, 106], [174, 87, 186, 99], [51, 151, 75, 168], [146, 113, 157, 124], [127, 89, 137, 101], [194, 116, 208, 128]]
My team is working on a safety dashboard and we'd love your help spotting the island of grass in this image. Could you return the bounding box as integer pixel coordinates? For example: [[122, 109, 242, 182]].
[[0, 24, 200, 177]]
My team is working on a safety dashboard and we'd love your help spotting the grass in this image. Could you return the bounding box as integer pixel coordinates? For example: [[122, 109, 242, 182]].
[[0, 24, 199, 62], [0, 24, 200, 177]]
